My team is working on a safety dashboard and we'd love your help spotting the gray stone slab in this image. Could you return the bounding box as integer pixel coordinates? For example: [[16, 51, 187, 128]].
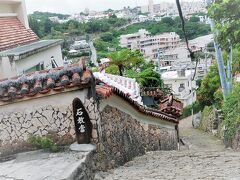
[[70, 142, 96, 152], [0, 151, 89, 180]]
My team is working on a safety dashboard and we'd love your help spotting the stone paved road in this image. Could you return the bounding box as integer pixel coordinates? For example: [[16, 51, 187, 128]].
[[96, 117, 240, 180]]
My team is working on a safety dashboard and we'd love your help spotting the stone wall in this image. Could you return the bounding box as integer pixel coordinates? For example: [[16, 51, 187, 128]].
[[0, 90, 88, 156], [199, 106, 223, 137], [94, 105, 178, 170], [0, 91, 178, 170], [232, 128, 240, 151]]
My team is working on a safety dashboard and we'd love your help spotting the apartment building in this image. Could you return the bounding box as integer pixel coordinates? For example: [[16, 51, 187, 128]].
[[120, 29, 180, 59], [162, 69, 197, 107], [160, 34, 213, 79]]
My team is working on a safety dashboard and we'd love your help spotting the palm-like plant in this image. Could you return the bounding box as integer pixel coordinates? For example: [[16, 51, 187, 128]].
[[108, 49, 144, 76]]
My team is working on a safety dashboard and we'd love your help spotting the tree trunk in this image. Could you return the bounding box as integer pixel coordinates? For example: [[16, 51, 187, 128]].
[[118, 65, 124, 76]]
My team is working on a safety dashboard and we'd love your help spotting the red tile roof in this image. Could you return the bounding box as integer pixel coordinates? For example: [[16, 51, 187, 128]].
[[0, 61, 94, 106], [160, 95, 183, 117], [0, 17, 39, 51], [96, 83, 180, 124]]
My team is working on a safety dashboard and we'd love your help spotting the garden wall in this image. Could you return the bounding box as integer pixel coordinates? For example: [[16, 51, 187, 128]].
[[92, 95, 178, 170], [0, 89, 88, 156]]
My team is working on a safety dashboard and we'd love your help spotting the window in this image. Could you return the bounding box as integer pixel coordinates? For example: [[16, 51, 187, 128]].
[[24, 62, 44, 74], [178, 83, 185, 92]]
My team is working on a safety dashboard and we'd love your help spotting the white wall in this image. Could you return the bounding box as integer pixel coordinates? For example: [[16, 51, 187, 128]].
[[15, 45, 63, 75], [13, 0, 29, 28], [0, 57, 17, 79], [164, 77, 196, 107], [0, 45, 63, 78], [100, 94, 176, 129], [0, 0, 29, 28], [0, 4, 14, 13]]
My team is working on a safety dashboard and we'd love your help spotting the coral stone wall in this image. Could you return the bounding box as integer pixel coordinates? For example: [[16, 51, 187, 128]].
[[0, 90, 88, 155], [94, 105, 178, 170]]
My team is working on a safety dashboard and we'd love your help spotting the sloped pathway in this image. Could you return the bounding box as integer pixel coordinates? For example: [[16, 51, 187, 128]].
[[96, 117, 240, 180]]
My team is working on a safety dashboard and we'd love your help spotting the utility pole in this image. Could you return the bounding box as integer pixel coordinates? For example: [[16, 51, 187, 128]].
[[204, 45, 208, 74], [227, 44, 233, 93], [157, 49, 162, 75], [207, 0, 229, 100]]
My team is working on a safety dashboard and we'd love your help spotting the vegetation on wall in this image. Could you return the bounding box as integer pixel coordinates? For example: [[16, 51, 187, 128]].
[[28, 135, 60, 152], [222, 84, 240, 142], [181, 101, 202, 119]]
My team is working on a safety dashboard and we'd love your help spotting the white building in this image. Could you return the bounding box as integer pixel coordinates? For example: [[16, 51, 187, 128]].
[[162, 70, 197, 107], [160, 34, 213, 79], [148, 0, 154, 15], [140, 1, 206, 16], [120, 29, 180, 59], [0, 0, 63, 79]]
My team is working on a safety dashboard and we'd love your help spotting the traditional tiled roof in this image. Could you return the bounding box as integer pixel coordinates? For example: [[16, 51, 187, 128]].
[[140, 87, 164, 97], [94, 72, 182, 123], [0, 61, 94, 106], [160, 95, 183, 117], [0, 17, 39, 51]]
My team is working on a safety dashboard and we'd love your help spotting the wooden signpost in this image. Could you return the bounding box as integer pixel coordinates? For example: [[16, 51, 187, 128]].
[[72, 98, 92, 144]]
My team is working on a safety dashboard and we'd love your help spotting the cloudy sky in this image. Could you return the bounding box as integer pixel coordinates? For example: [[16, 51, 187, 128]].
[[25, 0, 180, 14]]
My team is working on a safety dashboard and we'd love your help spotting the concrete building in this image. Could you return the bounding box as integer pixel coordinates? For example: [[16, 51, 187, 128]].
[[120, 29, 180, 59], [148, 0, 154, 15], [0, 0, 63, 79], [162, 70, 197, 107], [160, 34, 213, 80], [140, 1, 206, 16]]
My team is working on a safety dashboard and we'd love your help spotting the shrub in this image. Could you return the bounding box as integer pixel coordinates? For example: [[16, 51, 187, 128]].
[[28, 135, 60, 152], [181, 101, 203, 119]]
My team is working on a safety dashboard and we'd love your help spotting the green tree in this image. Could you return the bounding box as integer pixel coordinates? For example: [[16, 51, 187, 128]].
[[107, 49, 144, 76], [44, 19, 53, 34], [189, 16, 200, 22], [100, 32, 113, 42], [208, 0, 240, 48], [197, 63, 222, 107]]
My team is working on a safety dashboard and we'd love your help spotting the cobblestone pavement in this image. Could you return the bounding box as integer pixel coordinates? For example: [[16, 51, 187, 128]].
[[96, 118, 240, 180]]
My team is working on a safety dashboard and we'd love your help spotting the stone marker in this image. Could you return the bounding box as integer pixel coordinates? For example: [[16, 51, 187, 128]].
[[72, 98, 92, 144]]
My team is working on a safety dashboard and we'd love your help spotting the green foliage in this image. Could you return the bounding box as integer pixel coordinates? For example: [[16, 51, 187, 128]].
[[189, 16, 200, 22], [208, 0, 240, 48], [181, 101, 203, 119], [28, 135, 60, 152], [117, 16, 210, 39], [28, 12, 129, 39], [222, 47, 240, 74], [222, 84, 240, 141], [108, 49, 144, 76], [197, 63, 222, 107], [199, 106, 214, 131], [105, 65, 119, 75], [100, 32, 113, 42], [126, 67, 163, 87]]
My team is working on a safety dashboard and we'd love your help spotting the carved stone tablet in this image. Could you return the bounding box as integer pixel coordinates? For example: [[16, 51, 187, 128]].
[[72, 98, 92, 144]]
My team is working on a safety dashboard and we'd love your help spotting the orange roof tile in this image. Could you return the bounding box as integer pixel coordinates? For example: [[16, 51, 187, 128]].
[[0, 17, 39, 51]]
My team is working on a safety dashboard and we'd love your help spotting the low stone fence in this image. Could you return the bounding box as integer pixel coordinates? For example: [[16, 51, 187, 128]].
[[0, 91, 178, 170], [90, 95, 178, 170]]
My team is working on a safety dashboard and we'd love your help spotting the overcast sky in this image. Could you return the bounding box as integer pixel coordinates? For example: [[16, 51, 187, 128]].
[[25, 0, 183, 14]]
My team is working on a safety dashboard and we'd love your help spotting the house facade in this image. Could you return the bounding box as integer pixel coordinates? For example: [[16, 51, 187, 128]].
[[162, 70, 197, 107], [0, 0, 63, 79]]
